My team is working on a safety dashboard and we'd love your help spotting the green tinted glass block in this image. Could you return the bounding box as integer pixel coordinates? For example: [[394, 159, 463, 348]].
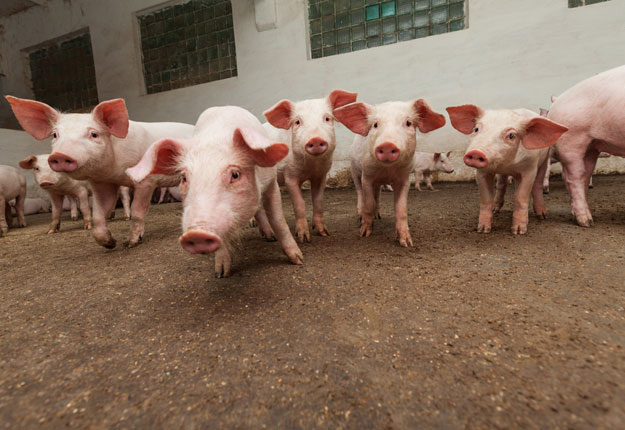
[[414, 10, 429, 27], [432, 0, 447, 6], [415, 26, 429, 38], [586, 0, 609, 4], [431, 6, 448, 24], [351, 0, 365, 7], [336, 11, 350, 27], [382, 17, 396, 33], [365, 0, 379, 4], [321, 0, 334, 15], [309, 4, 321, 19], [338, 43, 351, 53], [352, 39, 366, 50], [351, 24, 365, 40], [396, 0, 412, 14], [365, 5, 380, 20], [311, 34, 322, 49], [398, 29, 416, 40], [449, 1, 464, 19], [310, 18, 322, 34], [568, 0, 583, 6], [432, 23, 447, 34], [450, 18, 464, 31], [312, 48, 322, 58], [351, 8, 365, 25], [322, 14, 335, 31], [367, 36, 381, 47], [398, 13, 412, 30], [323, 45, 337, 56], [338, 28, 351, 43], [414, 0, 429, 10], [381, 1, 396, 17], [366, 20, 380, 36], [337, 0, 351, 11], [322, 30, 336, 46], [382, 33, 397, 44]]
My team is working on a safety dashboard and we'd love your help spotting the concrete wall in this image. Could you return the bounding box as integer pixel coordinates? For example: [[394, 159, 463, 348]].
[[1, 0, 625, 183]]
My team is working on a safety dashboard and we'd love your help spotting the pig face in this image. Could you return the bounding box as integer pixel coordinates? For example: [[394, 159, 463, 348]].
[[446, 105, 568, 172], [433, 152, 454, 174], [264, 89, 357, 158], [126, 108, 288, 255], [18, 154, 67, 189], [6, 96, 129, 180], [334, 99, 446, 165]]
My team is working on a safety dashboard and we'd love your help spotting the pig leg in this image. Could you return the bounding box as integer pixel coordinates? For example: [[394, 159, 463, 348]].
[[511, 172, 535, 235], [589, 175, 594, 189], [119, 187, 131, 220], [214, 243, 233, 278], [263, 180, 304, 266], [353, 168, 364, 221], [15, 187, 27, 228], [158, 187, 167, 204], [582, 149, 599, 198], [76, 189, 91, 230], [373, 184, 381, 220], [359, 177, 377, 238], [310, 176, 329, 237], [285, 175, 310, 243], [543, 156, 552, 194], [125, 183, 156, 247], [476, 172, 495, 233], [493, 174, 508, 213], [0, 198, 7, 237], [559, 135, 596, 227], [415, 171, 424, 191], [393, 178, 413, 247], [70, 197, 79, 221], [47, 193, 64, 234], [425, 172, 436, 191], [91, 182, 120, 248], [254, 207, 276, 241], [5, 200, 13, 229], [532, 158, 549, 220]]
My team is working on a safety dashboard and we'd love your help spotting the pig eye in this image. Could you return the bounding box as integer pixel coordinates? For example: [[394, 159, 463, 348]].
[[325, 116, 331, 122], [373, 122, 378, 128], [507, 132, 516, 140], [34, 167, 39, 171], [91, 131, 98, 138], [52, 132, 57, 138], [231, 170, 241, 182], [295, 119, 301, 126], [180, 174, 187, 184], [406, 120, 412, 127]]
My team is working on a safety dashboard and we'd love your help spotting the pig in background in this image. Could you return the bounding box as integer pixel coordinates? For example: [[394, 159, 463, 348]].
[[11, 197, 50, 215], [0, 165, 27, 237], [334, 99, 446, 246], [262, 90, 358, 243], [6, 96, 193, 249], [156, 185, 183, 204], [546, 65, 625, 227], [127, 106, 303, 278], [19, 154, 91, 233], [382, 151, 455, 192], [447, 104, 568, 235]]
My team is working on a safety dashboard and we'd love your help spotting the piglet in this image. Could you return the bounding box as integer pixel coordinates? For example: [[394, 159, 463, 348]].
[[334, 99, 446, 246], [126, 106, 303, 278], [263, 90, 357, 242], [447, 105, 567, 234], [12, 197, 51, 215], [6, 96, 193, 248], [0, 165, 27, 236], [412, 151, 454, 191], [19, 154, 91, 233]]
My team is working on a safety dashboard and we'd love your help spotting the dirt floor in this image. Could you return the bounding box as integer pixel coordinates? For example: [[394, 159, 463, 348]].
[[1, 176, 624, 429]]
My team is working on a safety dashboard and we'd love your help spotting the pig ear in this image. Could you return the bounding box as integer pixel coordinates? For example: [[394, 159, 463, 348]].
[[18, 155, 37, 170], [414, 99, 446, 133], [333, 102, 372, 136], [126, 138, 186, 182], [539, 108, 549, 117], [328, 89, 358, 110], [92, 99, 130, 138], [446, 104, 484, 135], [446, 151, 451, 157], [264, 100, 294, 130], [522, 117, 568, 150], [433, 152, 441, 161], [5, 96, 59, 140], [550, 95, 557, 103], [233, 127, 289, 167]]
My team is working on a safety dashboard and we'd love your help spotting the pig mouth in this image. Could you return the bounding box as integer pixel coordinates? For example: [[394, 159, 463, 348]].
[[39, 181, 56, 189]]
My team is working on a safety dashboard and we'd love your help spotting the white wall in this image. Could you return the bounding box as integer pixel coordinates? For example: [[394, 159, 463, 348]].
[[1, 0, 625, 182]]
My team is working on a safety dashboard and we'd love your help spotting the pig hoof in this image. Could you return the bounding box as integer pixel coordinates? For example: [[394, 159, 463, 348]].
[[124, 216, 131, 221], [313, 224, 330, 237], [477, 224, 491, 234], [84, 222, 92, 230], [296, 230, 311, 243], [543, 187, 550, 194], [71, 216, 78, 221], [576, 217, 594, 228], [47, 229, 58, 234], [359, 222, 373, 238], [102, 239, 117, 249], [285, 248, 304, 265], [263, 235, 277, 242], [248, 218, 257, 228], [512, 225, 528, 235]]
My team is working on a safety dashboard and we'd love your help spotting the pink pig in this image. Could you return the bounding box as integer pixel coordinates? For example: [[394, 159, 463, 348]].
[[6, 96, 193, 248], [126, 106, 303, 278], [12, 197, 50, 215], [262, 90, 357, 242], [0, 165, 27, 236], [334, 99, 446, 246], [447, 105, 568, 234], [19, 154, 91, 233]]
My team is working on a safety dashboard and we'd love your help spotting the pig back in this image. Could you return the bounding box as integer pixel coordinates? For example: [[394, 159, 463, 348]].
[[0, 165, 26, 200]]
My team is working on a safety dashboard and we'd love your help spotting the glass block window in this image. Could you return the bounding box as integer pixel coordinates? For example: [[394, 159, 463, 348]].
[[308, 0, 466, 59], [27, 31, 99, 112], [138, 0, 237, 94], [568, 0, 610, 7]]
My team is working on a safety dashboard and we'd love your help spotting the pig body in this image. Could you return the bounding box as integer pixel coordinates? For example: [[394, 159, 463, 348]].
[[412, 151, 455, 191], [262, 90, 357, 242], [19, 154, 91, 234], [13, 197, 51, 215], [547, 66, 625, 226], [7, 96, 193, 248], [126, 106, 303, 277], [335, 100, 446, 246], [447, 105, 568, 234], [0, 165, 27, 236]]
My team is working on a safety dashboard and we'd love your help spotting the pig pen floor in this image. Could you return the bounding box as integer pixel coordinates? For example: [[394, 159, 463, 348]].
[[1, 177, 625, 429]]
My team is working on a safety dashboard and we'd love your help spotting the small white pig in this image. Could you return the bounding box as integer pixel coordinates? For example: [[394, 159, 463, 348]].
[[0, 165, 27, 236], [262, 90, 357, 242], [447, 104, 568, 234], [382, 151, 454, 191], [6, 96, 193, 248], [12, 197, 51, 215], [126, 106, 303, 278], [19, 154, 91, 233], [334, 99, 446, 246]]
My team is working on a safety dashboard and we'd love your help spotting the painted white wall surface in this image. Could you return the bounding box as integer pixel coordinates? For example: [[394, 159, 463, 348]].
[[1, 0, 624, 182]]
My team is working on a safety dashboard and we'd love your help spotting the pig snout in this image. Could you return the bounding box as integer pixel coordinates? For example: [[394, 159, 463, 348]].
[[305, 138, 329, 155], [179, 231, 221, 254], [49, 153, 78, 172], [375, 142, 400, 163], [39, 181, 55, 189], [445, 168, 455, 174], [464, 150, 488, 168]]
